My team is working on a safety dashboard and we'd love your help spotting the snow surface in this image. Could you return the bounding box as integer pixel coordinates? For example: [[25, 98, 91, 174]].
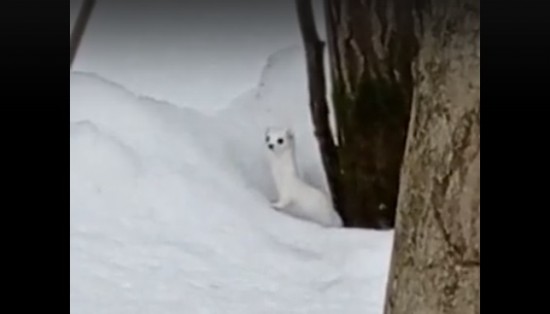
[[71, 42, 393, 313]]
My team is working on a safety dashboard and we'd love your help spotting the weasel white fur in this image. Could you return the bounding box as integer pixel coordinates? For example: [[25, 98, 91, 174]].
[[265, 127, 342, 228]]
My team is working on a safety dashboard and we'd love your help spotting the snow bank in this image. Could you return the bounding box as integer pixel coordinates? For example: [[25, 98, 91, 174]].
[[70, 47, 393, 314]]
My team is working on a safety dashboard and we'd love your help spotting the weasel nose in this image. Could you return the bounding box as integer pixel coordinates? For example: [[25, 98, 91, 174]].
[[268, 144, 274, 150]]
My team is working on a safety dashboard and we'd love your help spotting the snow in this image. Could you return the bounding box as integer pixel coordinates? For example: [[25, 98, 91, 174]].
[[71, 3, 392, 313], [70, 0, 327, 114], [71, 0, 298, 112]]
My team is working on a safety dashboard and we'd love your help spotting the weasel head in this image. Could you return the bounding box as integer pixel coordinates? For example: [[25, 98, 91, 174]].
[[265, 127, 295, 156]]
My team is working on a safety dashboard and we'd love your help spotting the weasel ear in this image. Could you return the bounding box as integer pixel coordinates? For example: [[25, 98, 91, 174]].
[[286, 128, 294, 139], [265, 127, 271, 138]]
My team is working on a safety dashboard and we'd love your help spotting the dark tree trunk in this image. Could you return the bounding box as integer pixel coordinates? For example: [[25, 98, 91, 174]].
[[295, 0, 341, 215], [323, 0, 417, 228], [384, 1, 480, 313]]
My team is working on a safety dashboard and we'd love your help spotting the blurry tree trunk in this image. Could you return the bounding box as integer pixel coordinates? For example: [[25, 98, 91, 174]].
[[384, 1, 480, 314], [322, 0, 416, 228], [70, 0, 96, 68]]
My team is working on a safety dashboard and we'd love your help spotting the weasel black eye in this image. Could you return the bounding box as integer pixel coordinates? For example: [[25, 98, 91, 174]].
[[277, 138, 284, 145], [266, 136, 270, 143]]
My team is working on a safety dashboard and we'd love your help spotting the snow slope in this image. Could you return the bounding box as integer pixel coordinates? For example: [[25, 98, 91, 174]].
[[70, 47, 393, 314]]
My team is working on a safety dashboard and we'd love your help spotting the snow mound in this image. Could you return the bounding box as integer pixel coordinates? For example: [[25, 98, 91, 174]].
[[70, 47, 393, 314]]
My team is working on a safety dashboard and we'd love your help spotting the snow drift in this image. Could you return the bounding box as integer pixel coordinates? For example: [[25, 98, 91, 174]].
[[70, 46, 393, 314]]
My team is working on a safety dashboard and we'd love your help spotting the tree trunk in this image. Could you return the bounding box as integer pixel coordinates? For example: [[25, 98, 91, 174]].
[[384, 1, 480, 313], [295, 0, 341, 214], [323, 0, 416, 228], [70, 0, 96, 69]]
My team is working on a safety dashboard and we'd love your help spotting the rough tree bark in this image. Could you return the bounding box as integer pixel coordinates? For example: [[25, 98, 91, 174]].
[[323, 0, 417, 228], [384, 1, 480, 313]]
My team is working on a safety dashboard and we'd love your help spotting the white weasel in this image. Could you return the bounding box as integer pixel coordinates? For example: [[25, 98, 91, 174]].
[[265, 127, 342, 227]]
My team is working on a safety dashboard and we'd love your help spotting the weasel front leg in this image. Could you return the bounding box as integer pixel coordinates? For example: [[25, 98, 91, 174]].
[[271, 196, 291, 210]]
